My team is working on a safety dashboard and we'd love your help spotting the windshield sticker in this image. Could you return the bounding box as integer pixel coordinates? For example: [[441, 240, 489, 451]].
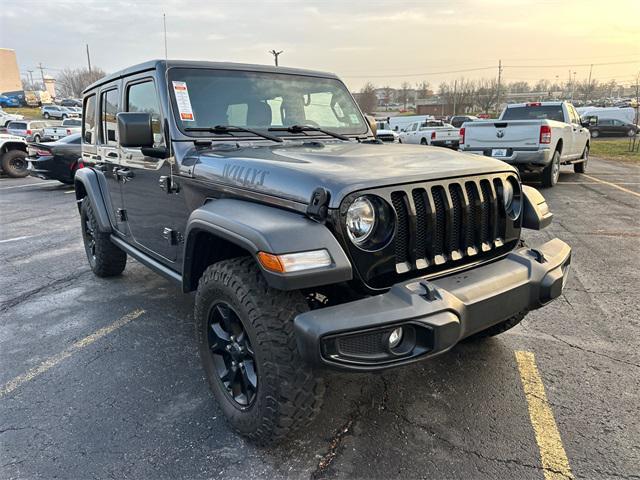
[[349, 113, 358, 124], [172, 81, 195, 121]]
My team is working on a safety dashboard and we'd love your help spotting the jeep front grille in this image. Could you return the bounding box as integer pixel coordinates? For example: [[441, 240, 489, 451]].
[[337, 173, 521, 289], [391, 177, 508, 274]]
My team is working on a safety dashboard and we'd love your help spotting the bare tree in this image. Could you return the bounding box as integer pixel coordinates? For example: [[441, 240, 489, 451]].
[[474, 78, 500, 113], [56, 67, 107, 98], [382, 85, 394, 106], [439, 78, 476, 114], [21, 78, 41, 91], [508, 81, 530, 94], [356, 82, 378, 114], [415, 80, 430, 99]]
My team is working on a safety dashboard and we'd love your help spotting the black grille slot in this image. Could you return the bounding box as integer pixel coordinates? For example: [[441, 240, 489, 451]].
[[391, 192, 409, 265], [431, 186, 446, 256], [448, 184, 464, 254], [465, 182, 479, 248], [412, 189, 428, 264], [480, 180, 492, 244]]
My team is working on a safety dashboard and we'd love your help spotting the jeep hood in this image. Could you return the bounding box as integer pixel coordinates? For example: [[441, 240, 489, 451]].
[[191, 141, 515, 209]]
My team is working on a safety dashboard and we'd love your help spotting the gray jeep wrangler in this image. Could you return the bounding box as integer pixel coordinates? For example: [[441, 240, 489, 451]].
[[75, 60, 571, 443]]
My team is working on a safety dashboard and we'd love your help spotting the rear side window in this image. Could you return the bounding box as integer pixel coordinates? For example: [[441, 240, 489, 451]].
[[502, 105, 564, 122], [60, 134, 82, 144], [83, 94, 97, 144], [126, 80, 163, 144], [100, 88, 119, 146], [8, 122, 26, 129]]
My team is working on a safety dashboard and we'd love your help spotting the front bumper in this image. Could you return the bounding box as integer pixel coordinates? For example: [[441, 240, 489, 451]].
[[294, 238, 571, 371]]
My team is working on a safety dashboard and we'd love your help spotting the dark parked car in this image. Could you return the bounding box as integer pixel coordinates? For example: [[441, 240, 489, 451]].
[[75, 60, 571, 444], [60, 98, 82, 107], [27, 133, 82, 184], [450, 115, 478, 128], [588, 118, 638, 138]]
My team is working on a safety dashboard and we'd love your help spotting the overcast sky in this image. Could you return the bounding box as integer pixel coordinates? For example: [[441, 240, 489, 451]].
[[1, 0, 638, 90]]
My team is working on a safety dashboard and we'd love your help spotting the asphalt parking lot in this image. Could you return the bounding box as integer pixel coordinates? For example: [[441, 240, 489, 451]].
[[1, 156, 639, 479]]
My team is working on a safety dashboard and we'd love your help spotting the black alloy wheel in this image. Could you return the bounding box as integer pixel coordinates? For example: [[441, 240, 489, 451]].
[[207, 302, 258, 407], [82, 211, 97, 267]]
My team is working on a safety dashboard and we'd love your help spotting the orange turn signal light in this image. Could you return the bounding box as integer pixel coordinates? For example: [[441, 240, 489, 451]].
[[257, 252, 285, 273]]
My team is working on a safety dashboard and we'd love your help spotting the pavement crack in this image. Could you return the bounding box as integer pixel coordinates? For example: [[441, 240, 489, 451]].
[[549, 334, 640, 368], [387, 406, 573, 479], [0, 269, 90, 314]]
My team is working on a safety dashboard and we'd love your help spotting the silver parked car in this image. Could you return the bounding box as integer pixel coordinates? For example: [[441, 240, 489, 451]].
[[41, 105, 78, 120], [6, 120, 50, 142]]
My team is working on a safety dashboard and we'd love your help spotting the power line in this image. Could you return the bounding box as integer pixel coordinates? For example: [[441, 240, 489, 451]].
[[342, 66, 495, 78]]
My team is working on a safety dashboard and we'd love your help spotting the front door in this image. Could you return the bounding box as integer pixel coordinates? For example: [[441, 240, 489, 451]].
[[118, 77, 186, 264]]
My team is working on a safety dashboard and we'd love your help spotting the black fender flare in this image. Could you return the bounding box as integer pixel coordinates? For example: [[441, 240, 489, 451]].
[[74, 167, 112, 233], [183, 199, 352, 291]]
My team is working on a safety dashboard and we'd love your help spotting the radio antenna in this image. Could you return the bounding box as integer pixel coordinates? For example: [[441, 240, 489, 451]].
[[163, 13, 175, 183]]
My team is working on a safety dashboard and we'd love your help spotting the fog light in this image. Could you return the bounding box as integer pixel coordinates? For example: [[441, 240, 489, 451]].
[[388, 327, 403, 349]]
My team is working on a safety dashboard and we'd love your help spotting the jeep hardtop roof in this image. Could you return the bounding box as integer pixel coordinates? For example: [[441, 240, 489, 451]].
[[83, 59, 340, 94]]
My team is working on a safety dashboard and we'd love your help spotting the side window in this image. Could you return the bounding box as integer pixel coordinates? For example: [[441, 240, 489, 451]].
[[126, 80, 164, 145], [612, 120, 623, 126], [100, 88, 119, 146], [83, 94, 97, 144]]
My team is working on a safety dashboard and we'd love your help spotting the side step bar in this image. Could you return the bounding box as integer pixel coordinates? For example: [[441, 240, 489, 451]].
[[110, 235, 182, 285]]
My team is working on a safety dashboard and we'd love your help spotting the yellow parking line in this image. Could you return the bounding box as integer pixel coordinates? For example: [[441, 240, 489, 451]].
[[515, 351, 573, 479], [0, 309, 145, 398], [581, 174, 640, 198]]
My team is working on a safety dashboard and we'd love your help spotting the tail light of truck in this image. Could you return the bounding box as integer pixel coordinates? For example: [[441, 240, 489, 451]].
[[540, 125, 552, 144], [26, 129, 32, 135], [431, 131, 436, 140], [459, 127, 465, 144], [66, 129, 72, 135]]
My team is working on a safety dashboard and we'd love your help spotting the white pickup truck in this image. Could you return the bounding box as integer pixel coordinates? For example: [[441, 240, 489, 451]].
[[42, 118, 82, 141], [459, 101, 590, 187], [399, 120, 460, 149]]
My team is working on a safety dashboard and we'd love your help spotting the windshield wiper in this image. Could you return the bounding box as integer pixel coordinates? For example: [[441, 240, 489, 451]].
[[185, 125, 283, 143], [268, 124, 350, 141]]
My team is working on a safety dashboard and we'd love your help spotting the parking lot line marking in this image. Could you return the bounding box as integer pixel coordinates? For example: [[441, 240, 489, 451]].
[[581, 174, 640, 198], [0, 235, 34, 244], [0, 309, 145, 398], [0, 181, 60, 191], [515, 351, 573, 480]]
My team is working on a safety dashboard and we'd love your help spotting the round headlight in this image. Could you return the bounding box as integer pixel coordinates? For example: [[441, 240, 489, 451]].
[[346, 196, 376, 244], [503, 177, 522, 220]]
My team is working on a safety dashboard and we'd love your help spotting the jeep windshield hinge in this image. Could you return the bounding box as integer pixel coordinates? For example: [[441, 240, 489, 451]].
[[159, 175, 180, 194], [306, 187, 330, 222]]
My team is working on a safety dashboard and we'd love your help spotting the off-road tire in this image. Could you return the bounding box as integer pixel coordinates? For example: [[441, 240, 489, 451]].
[[80, 197, 126, 277], [195, 257, 324, 444], [574, 145, 588, 173], [465, 311, 527, 341], [541, 150, 560, 188], [1, 150, 29, 178]]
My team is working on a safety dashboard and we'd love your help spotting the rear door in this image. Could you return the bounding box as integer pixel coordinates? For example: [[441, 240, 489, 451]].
[[96, 84, 127, 234]]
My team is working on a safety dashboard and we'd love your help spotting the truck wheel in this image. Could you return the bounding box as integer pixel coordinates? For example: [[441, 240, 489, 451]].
[[465, 311, 527, 341], [195, 257, 324, 444], [80, 198, 126, 277], [574, 145, 588, 173], [43, 112, 50, 119], [420, 138, 428, 145], [1, 150, 29, 178], [34, 134, 41, 143], [590, 129, 599, 138], [541, 150, 560, 188]]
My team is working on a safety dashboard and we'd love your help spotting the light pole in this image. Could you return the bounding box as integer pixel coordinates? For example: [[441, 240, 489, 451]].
[[269, 50, 283, 67]]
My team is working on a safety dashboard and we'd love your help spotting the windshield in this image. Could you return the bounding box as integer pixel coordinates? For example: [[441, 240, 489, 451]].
[[502, 105, 564, 122], [168, 68, 367, 137]]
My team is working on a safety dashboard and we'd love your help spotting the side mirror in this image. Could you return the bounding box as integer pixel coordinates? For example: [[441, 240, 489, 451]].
[[117, 112, 153, 148]]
